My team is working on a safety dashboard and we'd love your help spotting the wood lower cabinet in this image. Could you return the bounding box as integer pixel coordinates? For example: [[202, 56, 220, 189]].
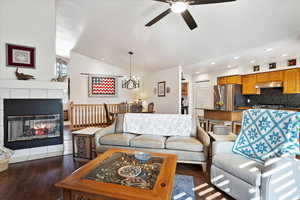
[[242, 74, 259, 95], [283, 69, 300, 94]]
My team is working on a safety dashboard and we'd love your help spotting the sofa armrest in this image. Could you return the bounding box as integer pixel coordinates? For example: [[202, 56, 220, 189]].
[[94, 121, 116, 148], [261, 157, 300, 200], [196, 120, 210, 147], [212, 141, 234, 156]]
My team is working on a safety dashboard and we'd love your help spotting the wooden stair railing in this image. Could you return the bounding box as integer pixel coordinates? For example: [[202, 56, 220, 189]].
[[69, 102, 128, 131]]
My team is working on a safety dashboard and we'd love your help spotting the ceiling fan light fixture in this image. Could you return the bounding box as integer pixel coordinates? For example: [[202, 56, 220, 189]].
[[171, 2, 188, 13]]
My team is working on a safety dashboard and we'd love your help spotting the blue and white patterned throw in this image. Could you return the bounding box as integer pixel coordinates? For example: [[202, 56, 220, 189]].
[[232, 109, 300, 163]]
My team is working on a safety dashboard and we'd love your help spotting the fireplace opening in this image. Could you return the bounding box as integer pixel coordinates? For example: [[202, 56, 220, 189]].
[[8, 114, 61, 142], [4, 99, 63, 150]]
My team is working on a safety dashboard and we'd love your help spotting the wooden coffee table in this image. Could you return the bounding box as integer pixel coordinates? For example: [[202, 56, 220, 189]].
[[55, 148, 178, 200]]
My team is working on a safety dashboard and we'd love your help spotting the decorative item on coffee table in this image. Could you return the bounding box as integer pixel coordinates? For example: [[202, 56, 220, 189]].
[[55, 148, 178, 200], [72, 127, 102, 160]]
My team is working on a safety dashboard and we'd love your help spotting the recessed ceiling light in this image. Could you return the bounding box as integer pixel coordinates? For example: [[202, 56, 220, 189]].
[[282, 53, 288, 57], [101, 58, 105, 61], [195, 72, 200, 74], [211, 62, 215, 65], [250, 60, 256, 64], [265, 48, 273, 52], [233, 56, 239, 60], [227, 65, 232, 68]]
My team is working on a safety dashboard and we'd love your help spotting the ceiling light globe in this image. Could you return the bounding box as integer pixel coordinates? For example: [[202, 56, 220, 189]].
[[171, 2, 188, 13]]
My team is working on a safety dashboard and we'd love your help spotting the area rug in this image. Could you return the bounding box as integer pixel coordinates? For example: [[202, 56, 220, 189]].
[[172, 174, 196, 200], [57, 174, 195, 200]]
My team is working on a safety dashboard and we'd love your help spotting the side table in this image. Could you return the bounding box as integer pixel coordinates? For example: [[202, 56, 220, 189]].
[[72, 127, 103, 160]]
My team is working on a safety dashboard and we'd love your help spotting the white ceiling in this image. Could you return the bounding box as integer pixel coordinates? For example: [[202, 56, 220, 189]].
[[56, 0, 300, 73]]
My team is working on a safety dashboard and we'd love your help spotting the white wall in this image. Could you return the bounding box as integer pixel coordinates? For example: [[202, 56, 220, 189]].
[[0, 0, 56, 81], [192, 67, 241, 114], [144, 66, 181, 114], [69, 51, 134, 104]]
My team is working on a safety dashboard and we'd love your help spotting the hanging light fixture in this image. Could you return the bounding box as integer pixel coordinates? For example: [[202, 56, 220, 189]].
[[122, 51, 140, 89]]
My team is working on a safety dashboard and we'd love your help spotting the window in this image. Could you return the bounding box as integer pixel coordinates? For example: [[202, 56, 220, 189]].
[[56, 57, 68, 77]]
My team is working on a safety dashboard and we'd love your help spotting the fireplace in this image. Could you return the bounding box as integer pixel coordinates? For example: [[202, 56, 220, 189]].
[[4, 99, 63, 150]]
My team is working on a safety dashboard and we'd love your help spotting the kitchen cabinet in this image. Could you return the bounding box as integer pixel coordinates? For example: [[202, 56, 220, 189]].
[[269, 71, 283, 81], [182, 82, 188, 96], [217, 77, 227, 85], [256, 71, 283, 83], [242, 74, 259, 95], [217, 75, 241, 85], [283, 69, 300, 94], [256, 73, 269, 83]]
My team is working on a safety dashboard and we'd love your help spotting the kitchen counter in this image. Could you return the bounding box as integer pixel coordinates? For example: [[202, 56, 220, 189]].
[[203, 109, 243, 122], [237, 106, 300, 112]]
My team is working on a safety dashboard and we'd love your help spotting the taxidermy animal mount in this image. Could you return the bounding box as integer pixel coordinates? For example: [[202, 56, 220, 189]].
[[15, 67, 35, 80]]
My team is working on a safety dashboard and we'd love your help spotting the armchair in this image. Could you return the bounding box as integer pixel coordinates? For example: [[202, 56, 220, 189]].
[[211, 141, 300, 200]]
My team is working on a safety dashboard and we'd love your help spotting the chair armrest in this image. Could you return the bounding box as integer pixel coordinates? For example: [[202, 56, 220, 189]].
[[261, 157, 300, 200], [196, 120, 210, 147], [94, 121, 116, 148], [212, 141, 234, 155]]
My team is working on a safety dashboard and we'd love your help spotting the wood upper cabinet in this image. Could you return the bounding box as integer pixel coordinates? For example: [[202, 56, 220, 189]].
[[256, 73, 269, 83], [217, 75, 242, 85], [217, 77, 227, 85], [182, 82, 188, 96], [242, 74, 259, 95], [269, 71, 283, 81], [283, 69, 300, 94]]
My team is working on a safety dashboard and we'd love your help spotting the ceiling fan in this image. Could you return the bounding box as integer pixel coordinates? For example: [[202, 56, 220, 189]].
[[145, 0, 236, 30]]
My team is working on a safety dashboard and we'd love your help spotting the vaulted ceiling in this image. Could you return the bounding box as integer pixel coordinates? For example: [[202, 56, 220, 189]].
[[56, 0, 300, 72]]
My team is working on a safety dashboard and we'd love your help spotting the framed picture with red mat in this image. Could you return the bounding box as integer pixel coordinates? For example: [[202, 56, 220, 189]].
[[6, 43, 36, 68]]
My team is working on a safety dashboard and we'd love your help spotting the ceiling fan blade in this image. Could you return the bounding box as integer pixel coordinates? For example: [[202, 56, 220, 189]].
[[181, 10, 198, 30], [145, 8, 171, 27], [190, 0, 236, 5]]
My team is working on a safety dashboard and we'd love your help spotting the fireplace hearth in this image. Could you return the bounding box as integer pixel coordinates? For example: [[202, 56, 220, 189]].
[[4, 99, 63, 150]]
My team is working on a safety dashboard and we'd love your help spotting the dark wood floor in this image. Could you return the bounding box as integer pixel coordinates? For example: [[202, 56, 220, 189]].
[[0, 155, 233, 200]]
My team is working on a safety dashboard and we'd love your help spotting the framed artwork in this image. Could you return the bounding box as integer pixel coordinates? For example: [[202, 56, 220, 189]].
[[288, 59, 297, 66], [269, 62, 276, 69], [158, 81, 166, 97], [6, 43, 36, 68], [88, 75, 117, 97], [253, 65, 260, 72]]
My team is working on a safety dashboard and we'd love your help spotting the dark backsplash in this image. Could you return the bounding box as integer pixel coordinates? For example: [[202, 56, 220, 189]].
[[244, 88, 300, 107]]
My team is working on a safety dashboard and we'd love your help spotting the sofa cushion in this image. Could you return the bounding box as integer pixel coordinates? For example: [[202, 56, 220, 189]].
[[100, 133, 136, 146], [115, 114, 124, 133], [213, 153, 264, 186], [130, 135, 166, 149], [166, 136, 203, 152]]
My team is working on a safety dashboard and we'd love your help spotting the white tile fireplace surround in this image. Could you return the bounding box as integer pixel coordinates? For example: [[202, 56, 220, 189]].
[[0, 80, 67, 163]]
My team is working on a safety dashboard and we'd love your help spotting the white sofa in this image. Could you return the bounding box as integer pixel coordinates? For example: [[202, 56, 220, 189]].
[[94, 113, 210, 171], [211, 141, 300, 200]]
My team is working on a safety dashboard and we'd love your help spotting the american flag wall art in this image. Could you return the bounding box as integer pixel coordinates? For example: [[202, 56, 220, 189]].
[[88, 75, 117, 97]]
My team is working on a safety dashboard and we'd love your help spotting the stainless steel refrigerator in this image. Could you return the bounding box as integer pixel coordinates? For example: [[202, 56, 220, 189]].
[[213, 84, 245, 111]]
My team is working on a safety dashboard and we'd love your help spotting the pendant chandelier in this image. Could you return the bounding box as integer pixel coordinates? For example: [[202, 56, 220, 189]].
[[122, 51, 140, 89]]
